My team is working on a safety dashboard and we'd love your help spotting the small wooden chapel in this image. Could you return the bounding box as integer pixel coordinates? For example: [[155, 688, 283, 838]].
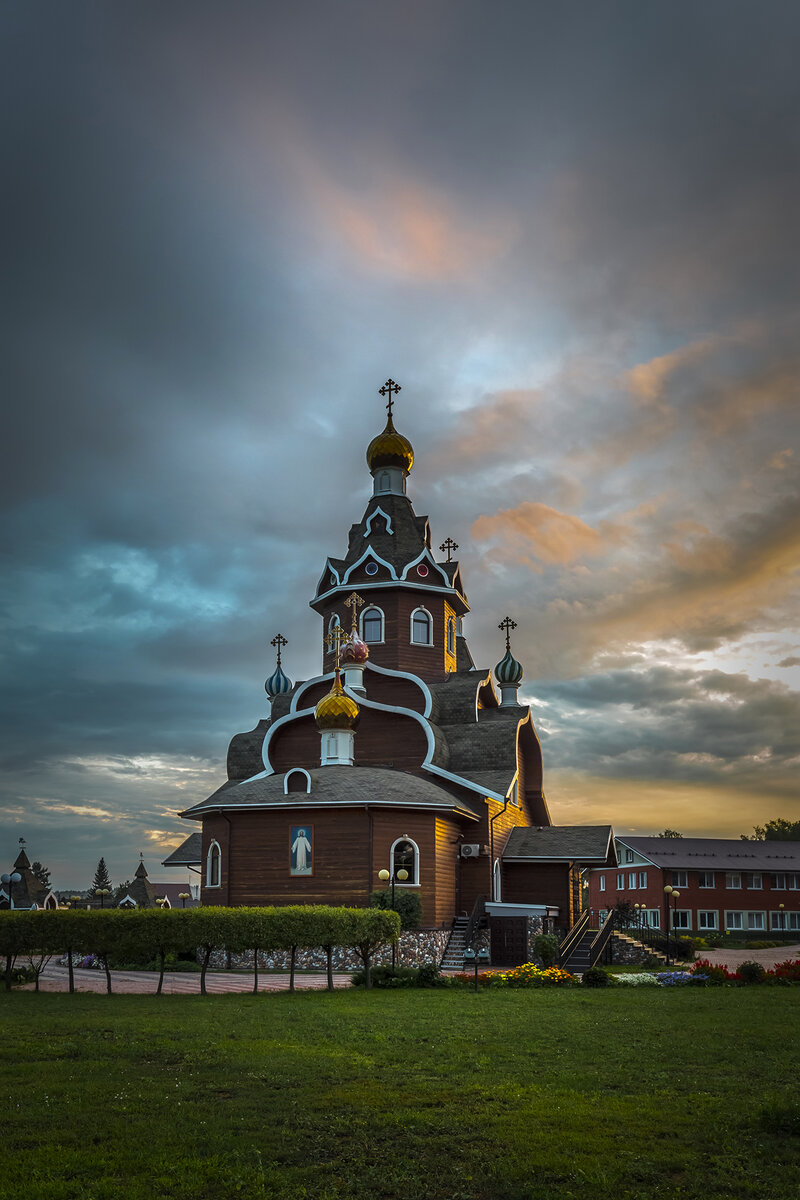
[[164, 381, 615, 964]]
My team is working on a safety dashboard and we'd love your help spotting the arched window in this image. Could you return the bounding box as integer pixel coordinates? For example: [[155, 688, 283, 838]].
[[410, 607, 432, 645], [493, 859, 502, 902], [284, 768, 312, 795], [361, 606, 384, 643], [446, 616, 455, 655], [328, 613, 340, 634], [207, 841, 221, 888], [391, 837, 419, 885]]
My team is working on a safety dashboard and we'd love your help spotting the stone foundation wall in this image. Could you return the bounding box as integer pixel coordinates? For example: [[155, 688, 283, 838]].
[[525, 916, 545, 962], [208, 928, 450, 972], [611, 937, 651, 965]]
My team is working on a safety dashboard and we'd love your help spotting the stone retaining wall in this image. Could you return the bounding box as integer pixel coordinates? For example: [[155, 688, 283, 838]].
[[208, 928, 450, 972]]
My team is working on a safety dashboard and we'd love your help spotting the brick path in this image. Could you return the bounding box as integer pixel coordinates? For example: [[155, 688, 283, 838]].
[[693, 944, 800, 971], [29, 963, 353, 994]]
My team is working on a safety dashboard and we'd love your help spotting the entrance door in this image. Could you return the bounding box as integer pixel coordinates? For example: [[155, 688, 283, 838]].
[[490, 917, 528, 966]]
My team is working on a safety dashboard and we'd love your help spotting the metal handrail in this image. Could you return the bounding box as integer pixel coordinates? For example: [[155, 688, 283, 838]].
[[464, 894, 487, 951], [558, 908, 591, 965], [587, 909, 616, 967]]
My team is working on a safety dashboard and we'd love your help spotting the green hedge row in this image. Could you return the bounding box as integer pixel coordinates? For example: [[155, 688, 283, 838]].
[[0, 905, 401, 994]]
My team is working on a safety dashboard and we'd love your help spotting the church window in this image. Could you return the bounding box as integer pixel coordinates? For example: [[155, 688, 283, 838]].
[[284, 768, 312, 794], [364, 561, 379, 576], [493, 859, 502, 902], [379, 472, 390, 492], [410, 607, 432, 645], [391, 837, 419, 885], [207, 841, 221, 888], [362, 606, 384, 643], [446, 617, 455, 655], [328, 613, 340, 634]]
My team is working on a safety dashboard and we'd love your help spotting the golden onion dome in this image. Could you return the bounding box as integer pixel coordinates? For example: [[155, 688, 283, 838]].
[[314, 670, 360, 730], [366, 413, 414, 475]]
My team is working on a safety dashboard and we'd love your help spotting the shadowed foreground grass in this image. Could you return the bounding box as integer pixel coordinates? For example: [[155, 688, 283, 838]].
[[2, 988, 799, 1199]]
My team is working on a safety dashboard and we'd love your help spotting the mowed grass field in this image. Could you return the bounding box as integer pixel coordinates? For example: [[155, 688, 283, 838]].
[[2, 988, 800, 1200]]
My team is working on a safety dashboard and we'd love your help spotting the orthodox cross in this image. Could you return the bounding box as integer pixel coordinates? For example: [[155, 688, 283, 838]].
[[498, 615, 517, 652], [270, 633, 288, 668], [378, 378, 401, 418], [439, 537, 459, 563], [343, 592, 364, 632], [326, 624, 348, 670]]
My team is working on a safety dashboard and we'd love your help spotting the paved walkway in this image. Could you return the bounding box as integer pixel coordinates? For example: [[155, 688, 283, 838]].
[[28, 963, 353, 994], [693, 944, 800, 971]]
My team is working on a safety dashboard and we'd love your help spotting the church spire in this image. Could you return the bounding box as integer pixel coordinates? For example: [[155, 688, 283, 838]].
[[366, 378, 414, 496]]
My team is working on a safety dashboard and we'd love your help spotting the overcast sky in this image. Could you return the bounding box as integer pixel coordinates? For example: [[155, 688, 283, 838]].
[[2, 1, 799, 888]]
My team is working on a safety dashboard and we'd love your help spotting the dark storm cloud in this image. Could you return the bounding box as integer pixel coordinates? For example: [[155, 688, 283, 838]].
[[2, 1, 799, 878]]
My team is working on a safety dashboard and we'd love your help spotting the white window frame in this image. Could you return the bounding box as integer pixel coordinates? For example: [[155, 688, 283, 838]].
[[283, 768, 312, 795], [616, 872, 624, 890], [625, 849, 634, 864], [599, 875, 606, 892], [361, 605, 385, 644], [725, 911, 743, 930], [410, 606, 434, 646], [643, 910, 661, 929], [638, 871, 647, 889], [790, 875, 800, 891], [671, 870, 688, 888], [390, 836, 420, 886], [628, 872, 637, 889], [746, 911, 765, 931], [698, 871, 715, 888], [698, 911, 718, 930], [446, 616, 455, 655], [206, 840, 222, 889], [726, 872, 742, 889], [672, 909, 691, 930], [748, 873, 762, 890], [328, 613, 340, 634], [493, 858, 502, 903]]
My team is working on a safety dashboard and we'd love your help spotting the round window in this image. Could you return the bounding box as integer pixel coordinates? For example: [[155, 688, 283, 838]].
[[416, 564, 429, 577], [365, 562, 379, 576]]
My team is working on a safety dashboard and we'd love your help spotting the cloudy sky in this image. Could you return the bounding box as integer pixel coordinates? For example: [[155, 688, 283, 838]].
[[3, 1, 799, 888]]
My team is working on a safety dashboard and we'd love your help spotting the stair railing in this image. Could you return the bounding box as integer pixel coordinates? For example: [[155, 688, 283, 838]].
[[558, 907, 591, 966], [463, 894, 487, 953], [587, 909, 616, 967]]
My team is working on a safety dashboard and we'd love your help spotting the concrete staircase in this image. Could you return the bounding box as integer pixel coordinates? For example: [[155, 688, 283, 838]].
[[563, 928, 598, 974], [440, 916, 469, 969]]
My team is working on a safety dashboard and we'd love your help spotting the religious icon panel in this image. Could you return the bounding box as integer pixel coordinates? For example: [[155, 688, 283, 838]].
[[290, 825, 313, 876]]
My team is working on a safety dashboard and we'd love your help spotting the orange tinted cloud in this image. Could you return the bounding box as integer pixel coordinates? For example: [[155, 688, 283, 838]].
[[472, 501, 620, 566]]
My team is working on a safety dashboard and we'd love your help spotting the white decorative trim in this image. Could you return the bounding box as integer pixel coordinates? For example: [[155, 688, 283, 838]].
[[390, 835, 420, 885], [118, 894, 138, 908], [206, 840, 222, 888], [284, 767, 312, 794], [364, 507, 394, 536], [342, 548, 398, 584], [185, 799, 480, 818], [313, 579, 470, 611], [315, 559, 341, 595], [363, 660, 433, 718], [410, 605, 434, 646], [400, 547, 450, 586]]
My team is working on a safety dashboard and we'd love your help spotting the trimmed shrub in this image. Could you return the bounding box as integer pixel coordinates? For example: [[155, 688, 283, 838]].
[[351, 965, 418, 988], [738, 960, 767, 985], [532, 933, 559, 967], [369, 888, 422, 931], [582, 965, 614, 988]]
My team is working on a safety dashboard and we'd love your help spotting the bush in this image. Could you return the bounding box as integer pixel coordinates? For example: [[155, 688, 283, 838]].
[[369, 888, 422, 931], [738, 960, 767, 985], [532, 933, 559, 967], [416, 961, 447, 987], [773, 959, 800, 983], [691, 959, 734, 985], [350, 965, 418, 989], [582, 965, 614, 988]]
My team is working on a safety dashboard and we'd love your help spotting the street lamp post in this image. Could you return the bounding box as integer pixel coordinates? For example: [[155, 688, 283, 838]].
[[779, 903, 785, 937], [663, 886, 680, 966], [0, 870, 22, 910], [178, 892, 190, 909], [378, 867, 409, 969], [96, 888, 110, 909]]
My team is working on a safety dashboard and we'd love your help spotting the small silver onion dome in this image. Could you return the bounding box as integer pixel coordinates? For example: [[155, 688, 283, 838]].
[[494, 647, 523, 686], [265, 664, 293, 698]]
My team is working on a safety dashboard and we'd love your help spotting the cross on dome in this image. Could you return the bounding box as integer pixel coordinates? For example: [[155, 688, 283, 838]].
[[440, 537, 459, 563], [498, 615, 517, 652], [270, 633, 288, 668], [343, 592, 364, 631], [378, 378, 401, 417]]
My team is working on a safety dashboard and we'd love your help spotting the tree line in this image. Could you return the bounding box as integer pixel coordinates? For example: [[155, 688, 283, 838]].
[[0, 905, 400, 994]]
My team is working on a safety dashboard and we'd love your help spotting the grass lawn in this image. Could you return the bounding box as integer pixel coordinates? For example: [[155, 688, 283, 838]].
[[2, 989, 799, 1200]]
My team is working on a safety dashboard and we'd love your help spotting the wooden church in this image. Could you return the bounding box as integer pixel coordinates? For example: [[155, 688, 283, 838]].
[[164, 381, 615, 961]]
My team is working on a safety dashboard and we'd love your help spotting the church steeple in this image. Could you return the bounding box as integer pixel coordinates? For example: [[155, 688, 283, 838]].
[[366, 379, 414, 496]]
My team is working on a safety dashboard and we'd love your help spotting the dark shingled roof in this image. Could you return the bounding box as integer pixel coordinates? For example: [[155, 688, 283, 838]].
[[620, 837, 800, 872], [162, 833, 203, 867], [180, 765, 479, 819], [505, 825, 615, 863]]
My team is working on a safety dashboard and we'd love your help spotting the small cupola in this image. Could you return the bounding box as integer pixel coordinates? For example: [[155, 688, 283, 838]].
[[340, 591, 368, 695], [494, 616, 524, 707], [315, 669, 359, 765], [366, 379, 413, 496], [265, 633, 293, 717]]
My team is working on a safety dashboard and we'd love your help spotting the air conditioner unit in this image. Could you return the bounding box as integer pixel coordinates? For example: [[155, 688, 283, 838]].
[[461, 844, 481, 858]]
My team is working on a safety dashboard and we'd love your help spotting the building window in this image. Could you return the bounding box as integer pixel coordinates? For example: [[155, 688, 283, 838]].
[[672, 910, 691, 930], [747, 912, 765, 931], [726, 872, 742, 889], [410, 607, 433, 645], [643, 910, 660, 929], [748, 873, 762, 889], [362, 606, 384, 643], [725, 911, 743, 930], [599, 875, 606, 892], [671, 871, 688, 888], [391, 837, 419, 885], [698, 871, 715, 888], [638, 871, 648, 889], [628, 872, 637, 889], [790, 875, 800, 890], [379, 471, 390, 492], [773, 873, 786, 889], [447, 617, 455, 655], [625, 849, 634, 863], [617, 873, 625, 889], [206, 841, 221, 888], [698, 911, 718, 930], [328, 613, 340, 634]]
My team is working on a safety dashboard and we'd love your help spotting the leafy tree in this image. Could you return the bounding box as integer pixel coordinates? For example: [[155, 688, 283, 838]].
[[369, 887, 422, 930], [30, 861, 51, 888], [741, 819, 800, 842], [91, 858, 113, 895], [653, 829, 683, 839]]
